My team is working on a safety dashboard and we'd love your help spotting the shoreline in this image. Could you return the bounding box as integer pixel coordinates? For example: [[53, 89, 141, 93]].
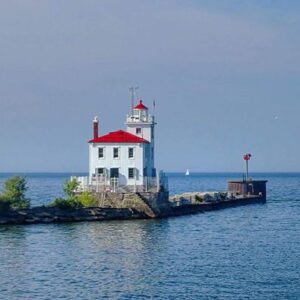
[[0, 195, 265, 226]]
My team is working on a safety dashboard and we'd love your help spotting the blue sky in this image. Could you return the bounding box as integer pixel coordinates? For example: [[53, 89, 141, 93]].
[[0, 0, 299, 172]]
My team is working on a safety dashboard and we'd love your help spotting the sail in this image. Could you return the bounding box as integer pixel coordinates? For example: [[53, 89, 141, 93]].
[[185, 169, 190, 176]]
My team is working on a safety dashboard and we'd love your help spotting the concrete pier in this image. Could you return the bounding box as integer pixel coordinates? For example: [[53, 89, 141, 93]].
[[0, 179, 268, 225], [0, 192, 266, 225]]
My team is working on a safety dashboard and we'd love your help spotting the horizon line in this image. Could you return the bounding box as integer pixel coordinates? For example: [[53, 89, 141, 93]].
[[1, 171, 300, 174]]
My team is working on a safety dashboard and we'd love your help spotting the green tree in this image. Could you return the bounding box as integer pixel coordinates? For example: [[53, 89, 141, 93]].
[[2, 176, 30, 209], [48, 197, 82, 210], [48, 179, 98, 209], [77, 192, 98, 207], [63, 179, 79, 200], [48, 179, 80, 209]]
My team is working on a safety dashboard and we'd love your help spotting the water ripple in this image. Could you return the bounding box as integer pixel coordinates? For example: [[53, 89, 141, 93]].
[[0, 173, 299, 299]]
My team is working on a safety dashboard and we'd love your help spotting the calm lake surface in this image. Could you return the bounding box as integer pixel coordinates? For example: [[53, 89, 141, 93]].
[[0, 173, 299, 299]]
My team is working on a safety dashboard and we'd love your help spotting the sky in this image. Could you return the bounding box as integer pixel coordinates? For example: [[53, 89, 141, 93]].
[[0, 0, 299, 173]]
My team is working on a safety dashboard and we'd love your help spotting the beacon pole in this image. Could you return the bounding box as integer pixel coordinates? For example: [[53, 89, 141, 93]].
[[243, 154, 251, 181]]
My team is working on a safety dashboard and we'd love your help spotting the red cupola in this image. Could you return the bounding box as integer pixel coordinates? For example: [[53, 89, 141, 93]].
[[134, 100, 148, 110]]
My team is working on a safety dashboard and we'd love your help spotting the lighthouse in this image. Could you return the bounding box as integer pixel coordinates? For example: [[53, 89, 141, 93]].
[[125, 100, 156, 178], [85, 99, 164, 192]]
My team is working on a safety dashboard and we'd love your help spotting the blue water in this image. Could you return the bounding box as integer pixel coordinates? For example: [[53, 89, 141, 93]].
[[0, 173, 299, 299]]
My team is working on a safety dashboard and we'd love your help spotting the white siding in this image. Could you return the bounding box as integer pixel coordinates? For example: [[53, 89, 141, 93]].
[[89, 143, 146, 185], [126, 123, 153, 143]]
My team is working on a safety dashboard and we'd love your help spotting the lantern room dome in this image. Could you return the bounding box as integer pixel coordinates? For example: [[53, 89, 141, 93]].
[[134, 100, 148, 110]]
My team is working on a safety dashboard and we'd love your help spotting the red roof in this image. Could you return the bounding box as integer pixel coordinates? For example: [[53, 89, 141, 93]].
[[89, 130, 149, 144], [134, 100, 148, 110]]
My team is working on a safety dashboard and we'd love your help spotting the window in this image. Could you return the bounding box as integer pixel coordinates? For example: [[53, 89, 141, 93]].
[[97, 168, 104, 175], [128, 168, 135, 179], [143, 168, 148, 177], [152, 168, 156, 177], [98, 147, 104, 158], [136, 128, 142, 134], [113, 147, 119, 158], [128, 147, 134, 158]]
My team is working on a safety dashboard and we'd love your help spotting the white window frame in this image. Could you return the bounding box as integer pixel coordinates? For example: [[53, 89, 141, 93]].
[[113, 147, 119, 159], [128, 147, 134, 159], [98, 147, 105, 159], [96, 168, 105, 175], [128, 168, 135, 179]]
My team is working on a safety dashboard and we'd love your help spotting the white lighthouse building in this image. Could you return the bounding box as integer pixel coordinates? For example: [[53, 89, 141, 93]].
[[83, 100, 166, 192]]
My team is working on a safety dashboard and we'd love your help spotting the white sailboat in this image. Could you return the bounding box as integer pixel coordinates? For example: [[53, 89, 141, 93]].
[[185, 169, 190, 176]]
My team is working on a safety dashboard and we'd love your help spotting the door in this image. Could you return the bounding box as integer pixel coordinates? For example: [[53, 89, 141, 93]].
[[110, 168, 119, 192], [110, 168, 119, 178]]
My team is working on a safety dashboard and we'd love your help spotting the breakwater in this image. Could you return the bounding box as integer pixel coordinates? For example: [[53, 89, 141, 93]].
[[0, 194, 265, 225], [171, 195, 265, 216], [0, 206, 147, 225]]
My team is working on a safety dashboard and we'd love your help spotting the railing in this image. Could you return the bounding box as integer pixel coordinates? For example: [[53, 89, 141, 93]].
[[126, 115, 154, 123], [72, 171, 168, 193]]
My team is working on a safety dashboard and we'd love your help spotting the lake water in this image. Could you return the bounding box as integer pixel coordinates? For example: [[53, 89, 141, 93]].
[[0, 173, 299, 299]]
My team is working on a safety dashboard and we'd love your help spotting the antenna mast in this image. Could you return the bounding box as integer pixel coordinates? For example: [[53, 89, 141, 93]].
[[129, 86, 139, 117]]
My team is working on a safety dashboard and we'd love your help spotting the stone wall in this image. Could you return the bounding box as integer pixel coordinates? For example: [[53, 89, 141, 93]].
[[137, 191, 173, 217], [94, 191, 171, 218], [0, 207, 147, 225]]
